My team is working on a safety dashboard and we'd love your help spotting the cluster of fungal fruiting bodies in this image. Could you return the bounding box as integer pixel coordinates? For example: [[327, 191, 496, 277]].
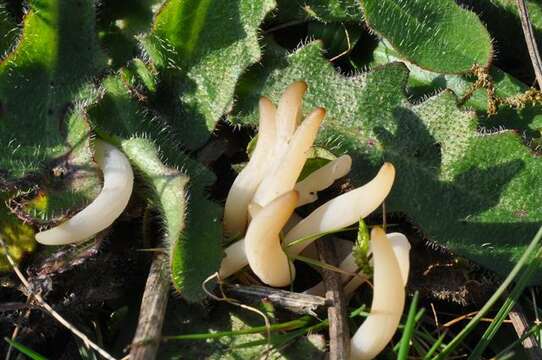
[[221, 82, 411, 360], [32, 81, 410, 359]]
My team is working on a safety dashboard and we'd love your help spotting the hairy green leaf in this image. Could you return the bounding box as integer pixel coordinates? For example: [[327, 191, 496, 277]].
[[372, 41, 542, 133], [360, 0, 493, 74], [459, 0, 542, 81], [0, 0, 105, 223], [139, 0, 275, 149], [274, 0, 362, 23], [97, 0, 161, 69], [231, 41, 542, 281], [0, 1, 17, 56], [90, 72, 222, 301]]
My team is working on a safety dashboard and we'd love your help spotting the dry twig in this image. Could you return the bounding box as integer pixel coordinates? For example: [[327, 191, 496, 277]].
[[0, 236, 116, 360], [222, 283, 328, 316], [129, 253, 170, 360], [316, 238, 350, 360], [517, 0, 542, 88], [509, 304, 542, 360]]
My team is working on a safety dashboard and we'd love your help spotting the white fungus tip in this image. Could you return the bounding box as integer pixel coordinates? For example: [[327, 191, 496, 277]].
[[35, 140, 134, 245], [295, 154, 352, 207], [253, 106, 325, 207], [285, 162, 396, 256]]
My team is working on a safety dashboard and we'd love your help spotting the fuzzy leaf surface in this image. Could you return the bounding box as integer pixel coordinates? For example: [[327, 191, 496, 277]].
[[139, 0, 275, 149], [231, 42, 542, 281], [459, 0, 542, 81], [0, 194, 35, 271], [0, 1, 17, 56], [0, 0, 105, 223], [360, 0, 493, 74], [372, 41, 542, 133], [274, 0, 362, 23], [97, 0, 161, 69]]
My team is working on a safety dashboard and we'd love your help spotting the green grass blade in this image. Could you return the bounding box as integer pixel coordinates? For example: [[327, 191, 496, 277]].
[[468, 245, 542, 358], [284, 226, 357, 249], [493, 323, 542, 359], [290, 253, 361, 278], [423, 332, 447, 359], [433, 224, 542, 359], [397, 291, 420, 360], [4, 338, 48, 360], [162, 316, 313, 341]]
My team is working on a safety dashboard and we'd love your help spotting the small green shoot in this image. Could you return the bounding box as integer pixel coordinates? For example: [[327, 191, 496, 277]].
[[290, 253, 365, 280], [398, 291, 421, 359], [352, 218, 372, 276], [4, 338, 48, 360]]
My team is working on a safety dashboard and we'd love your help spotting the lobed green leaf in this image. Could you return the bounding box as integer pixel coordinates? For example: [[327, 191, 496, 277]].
[[372, 41, 542, 133], [360, 0, 493, 74]]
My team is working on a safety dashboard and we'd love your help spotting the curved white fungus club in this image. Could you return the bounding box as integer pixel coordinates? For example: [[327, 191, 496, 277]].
[[350, 227, 406, 360], [252, 107, 325, 207], [223, 97, 276, 237], [245, 191, 298, 287], [295, 155, 352, 207], [284, 163, 396, 257], [35, 140, 134, 245]]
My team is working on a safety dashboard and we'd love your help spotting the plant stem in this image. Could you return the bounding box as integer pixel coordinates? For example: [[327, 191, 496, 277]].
[[316, 238, 350, 360], [517, 0, 542, 88], [0, 236, 117, 360], [162, 316, 313, 341], [222, 284, 328, 316], [509, 305, 542, 360], [129, 253, 170, 360]]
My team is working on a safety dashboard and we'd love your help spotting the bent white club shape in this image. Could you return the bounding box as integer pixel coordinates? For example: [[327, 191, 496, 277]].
[[253, 108, 325, 207], [284, 163, 396, 256], [245, 191, 298, 287], [223, 97, 276, 237], [350, 227, 405, 360], [295, 155, 352, 207], [35, 140, 134, 245]]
